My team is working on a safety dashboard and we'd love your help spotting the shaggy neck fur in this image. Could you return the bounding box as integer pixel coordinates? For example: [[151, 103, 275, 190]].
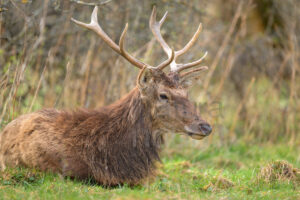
[[76, 88, 163, 186]]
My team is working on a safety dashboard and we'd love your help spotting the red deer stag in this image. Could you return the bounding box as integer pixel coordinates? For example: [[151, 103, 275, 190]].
[[0, 6, 212, 186]]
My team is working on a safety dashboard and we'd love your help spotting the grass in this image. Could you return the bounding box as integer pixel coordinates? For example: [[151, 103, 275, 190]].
[[1, 1, 299, 199], [0, 142, 299, 200]]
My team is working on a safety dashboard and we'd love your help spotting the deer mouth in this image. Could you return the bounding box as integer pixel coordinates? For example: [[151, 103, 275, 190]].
[[187, 132, 206, 140], [184, 126, 207, 140]]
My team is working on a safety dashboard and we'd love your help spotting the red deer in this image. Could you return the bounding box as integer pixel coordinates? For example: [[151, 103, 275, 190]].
[[0, 6, 212, 186]]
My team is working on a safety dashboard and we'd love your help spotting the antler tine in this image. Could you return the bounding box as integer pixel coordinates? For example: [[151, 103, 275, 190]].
[[119, 23, 148, 69], [180, 66, 208, 77], [175, 23, 202, 57], [149, 6, 173, 58], [171, 25, 206, 73], [149, 6, 207, 73], [176, 51, 208, 72], [71, 6, 146, 69], [71, 6, 119, 53]]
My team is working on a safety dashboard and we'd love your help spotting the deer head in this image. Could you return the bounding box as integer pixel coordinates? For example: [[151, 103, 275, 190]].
[[71, 6, 212, 140]]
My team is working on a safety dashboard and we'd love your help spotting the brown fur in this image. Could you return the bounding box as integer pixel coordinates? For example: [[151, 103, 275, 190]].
[[0, 88, 158, 185]]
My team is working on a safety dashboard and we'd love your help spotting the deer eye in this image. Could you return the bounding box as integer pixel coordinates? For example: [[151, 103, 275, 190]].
[[159, 93, 169, 100]]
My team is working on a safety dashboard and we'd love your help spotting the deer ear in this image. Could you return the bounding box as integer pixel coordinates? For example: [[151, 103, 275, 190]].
[[137, 67, 154, 90]]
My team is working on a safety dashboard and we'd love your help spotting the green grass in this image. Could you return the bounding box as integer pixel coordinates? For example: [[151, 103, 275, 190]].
[[0, 142, 299, 200]]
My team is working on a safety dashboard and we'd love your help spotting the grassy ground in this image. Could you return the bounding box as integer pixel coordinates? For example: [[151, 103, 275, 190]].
[[0, 141, 299, 200]]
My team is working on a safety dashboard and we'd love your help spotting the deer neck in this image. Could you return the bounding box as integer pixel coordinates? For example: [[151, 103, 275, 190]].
[[104, 87, 164, 148], [90, 88, 163, 185]]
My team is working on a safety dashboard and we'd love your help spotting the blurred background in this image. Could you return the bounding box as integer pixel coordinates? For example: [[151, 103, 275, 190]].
[[0, 0, 299, 150]]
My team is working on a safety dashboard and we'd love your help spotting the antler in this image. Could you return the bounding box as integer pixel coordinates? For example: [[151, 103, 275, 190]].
[[71, 6, 146, 69], [149, 6, 207, 74], [71, 6, 206, 78], [71, 6, 174, 70]]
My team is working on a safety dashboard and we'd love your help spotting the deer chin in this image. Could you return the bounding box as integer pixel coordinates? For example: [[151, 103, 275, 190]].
[[184, 125, 206, 140]]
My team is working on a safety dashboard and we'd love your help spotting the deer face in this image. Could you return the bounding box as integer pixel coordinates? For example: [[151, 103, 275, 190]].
[[138, 69, 212, 140]]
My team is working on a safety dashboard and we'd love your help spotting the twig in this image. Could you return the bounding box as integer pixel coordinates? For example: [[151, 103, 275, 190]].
[[9, 0, 30, 22], [228, 77, 255, 142], [27, 64, 47, 113], [70, 0, 112, 6], [203, 1, 244, 91]]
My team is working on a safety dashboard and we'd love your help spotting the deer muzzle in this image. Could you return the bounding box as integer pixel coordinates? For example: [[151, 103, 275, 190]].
[[184, 121, 212, 140]]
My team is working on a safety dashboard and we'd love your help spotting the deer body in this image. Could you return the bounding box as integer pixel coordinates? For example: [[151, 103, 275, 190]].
[[0, 88, 163, 185], [0, 6, 212, 186]]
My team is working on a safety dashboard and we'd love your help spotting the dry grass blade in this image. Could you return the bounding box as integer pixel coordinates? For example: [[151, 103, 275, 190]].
[[257, 160, 300, 184], [202, 175, 235, 192]]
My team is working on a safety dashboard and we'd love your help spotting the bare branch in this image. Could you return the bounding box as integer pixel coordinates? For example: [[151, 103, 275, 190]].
[[70, 0, 112, 6]]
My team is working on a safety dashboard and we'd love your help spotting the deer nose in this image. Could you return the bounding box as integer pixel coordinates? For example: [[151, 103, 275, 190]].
[[199, 123, 212, 136]]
